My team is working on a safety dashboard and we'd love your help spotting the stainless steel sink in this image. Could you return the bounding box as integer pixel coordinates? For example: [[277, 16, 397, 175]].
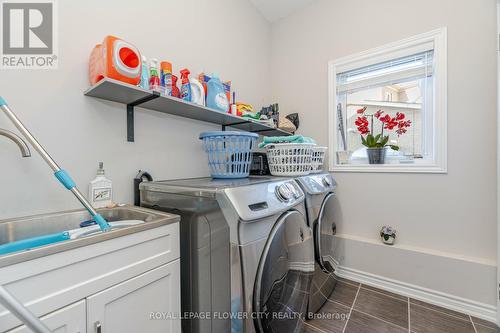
[[0, 205, 179, 268]]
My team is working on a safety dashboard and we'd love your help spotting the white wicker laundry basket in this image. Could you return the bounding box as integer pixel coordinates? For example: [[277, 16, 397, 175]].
[[265, 143, 315, 176], [311, 146, 327, 173]]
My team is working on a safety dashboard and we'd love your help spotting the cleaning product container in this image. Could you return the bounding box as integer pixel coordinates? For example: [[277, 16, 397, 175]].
[[200, 131, 258, 179], [89, 35, 142, 86], [265, 143, 315, 176], [206, 74, 229, 112], [310, 146, 327, 173]]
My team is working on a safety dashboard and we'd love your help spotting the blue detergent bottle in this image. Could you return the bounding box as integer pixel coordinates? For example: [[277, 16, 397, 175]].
[[206, 74, 229, 112]]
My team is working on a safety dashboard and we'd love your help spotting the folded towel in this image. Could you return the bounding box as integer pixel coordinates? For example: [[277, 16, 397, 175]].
[[258, 135, 316, 148]]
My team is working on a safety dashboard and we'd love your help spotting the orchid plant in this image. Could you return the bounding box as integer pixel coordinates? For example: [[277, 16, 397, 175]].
[[354, 107, 412, 151]]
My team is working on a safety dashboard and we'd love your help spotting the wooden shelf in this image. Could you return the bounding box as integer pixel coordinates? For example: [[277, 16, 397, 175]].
[[84, 78, 292, 142]]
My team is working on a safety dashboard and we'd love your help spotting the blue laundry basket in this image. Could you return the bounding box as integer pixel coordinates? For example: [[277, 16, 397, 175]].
[[199, 131, 259, 179]]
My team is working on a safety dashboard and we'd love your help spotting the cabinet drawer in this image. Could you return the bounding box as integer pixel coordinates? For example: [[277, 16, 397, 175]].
[[6, 300, 86, 333]]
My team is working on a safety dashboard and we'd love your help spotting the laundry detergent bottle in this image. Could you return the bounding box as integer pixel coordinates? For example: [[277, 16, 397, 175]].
[[180, 68, 192, 102], [207, 74, 229, 112]]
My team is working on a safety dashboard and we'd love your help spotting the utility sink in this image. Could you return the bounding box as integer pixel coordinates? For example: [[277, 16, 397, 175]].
[[0, 205, 179, 268]]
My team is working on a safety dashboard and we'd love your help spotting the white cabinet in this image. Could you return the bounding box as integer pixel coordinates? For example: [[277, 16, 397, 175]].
[[0, 221, 180, 333], [86, 260, 181, 333], [6, 300, 86, 333], [6, 260, 181, 333]]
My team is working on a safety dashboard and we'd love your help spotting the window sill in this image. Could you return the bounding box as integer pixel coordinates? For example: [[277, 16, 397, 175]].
[[330, 162, 447, 174]]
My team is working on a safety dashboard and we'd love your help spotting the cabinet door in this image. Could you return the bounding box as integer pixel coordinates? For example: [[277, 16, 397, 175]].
[[6, 300, 86, 333], [87, 260, 181, 333]]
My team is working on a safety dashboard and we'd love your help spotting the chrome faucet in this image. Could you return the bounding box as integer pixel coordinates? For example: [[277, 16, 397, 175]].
[[0, 128, 31, 157]]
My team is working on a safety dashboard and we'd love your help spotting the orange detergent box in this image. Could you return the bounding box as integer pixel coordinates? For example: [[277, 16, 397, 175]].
[[89, 35, 142, 85]]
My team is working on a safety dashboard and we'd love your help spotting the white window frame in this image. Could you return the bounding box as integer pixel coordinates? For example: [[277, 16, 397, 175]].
[[328, 28, 447, 173]]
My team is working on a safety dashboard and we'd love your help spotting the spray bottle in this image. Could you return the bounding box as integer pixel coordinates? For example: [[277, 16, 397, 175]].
[[180, 68, 192, 102], [171, 74, 180, 98]]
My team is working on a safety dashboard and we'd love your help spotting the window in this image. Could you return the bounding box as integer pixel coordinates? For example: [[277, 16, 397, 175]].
[[328, 28, 447, 173]]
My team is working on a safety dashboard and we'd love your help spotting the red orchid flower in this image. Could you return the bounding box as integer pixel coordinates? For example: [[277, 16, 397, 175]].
[[398, 120, 412, 128], [374, 110, 384, 119], [396, 128, 407, 135], [358, 125, 370, 135], [379, 114, 391, 123], [395, 112, 405, 121], [395, 119, 412, 136], [384, 119, 398, 130], [355, 116, 369, 127], [356, 107, 367, 114], [355, 116, 370, 135], [379, 114, 398, 129]]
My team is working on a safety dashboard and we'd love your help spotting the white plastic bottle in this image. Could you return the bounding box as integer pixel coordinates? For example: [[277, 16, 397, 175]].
[[88, 162, 113, 209], [139, 55, 149, 90]]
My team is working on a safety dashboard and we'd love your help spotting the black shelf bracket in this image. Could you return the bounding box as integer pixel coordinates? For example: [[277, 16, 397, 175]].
[[126, 92, 160, 142], [221, 121, 248, 131], [251, 127, 295, 135]]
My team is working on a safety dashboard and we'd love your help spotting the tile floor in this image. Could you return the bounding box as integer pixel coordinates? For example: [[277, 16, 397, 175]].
[[305, 277, 500, 333]]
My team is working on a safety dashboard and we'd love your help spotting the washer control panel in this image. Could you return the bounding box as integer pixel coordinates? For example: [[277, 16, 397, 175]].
[[275, 182, 302, 202], [275, 184, 293, 202]]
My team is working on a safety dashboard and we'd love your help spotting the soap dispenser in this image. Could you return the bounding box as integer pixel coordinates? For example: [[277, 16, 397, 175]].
[[89, 162, 113, 209]]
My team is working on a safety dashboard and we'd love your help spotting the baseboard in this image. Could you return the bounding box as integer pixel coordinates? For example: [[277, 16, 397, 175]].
[[333, 261, 497, 324]]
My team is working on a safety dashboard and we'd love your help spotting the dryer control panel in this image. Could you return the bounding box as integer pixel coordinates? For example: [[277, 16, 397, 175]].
[[296, 173, 336, 195], [223, 180, 304, 221]]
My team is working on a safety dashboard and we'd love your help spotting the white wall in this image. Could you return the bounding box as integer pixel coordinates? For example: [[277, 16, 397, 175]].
[[271, 0, 498, 308], [0, 0, 497, 317], [0, 0, 271, 218]]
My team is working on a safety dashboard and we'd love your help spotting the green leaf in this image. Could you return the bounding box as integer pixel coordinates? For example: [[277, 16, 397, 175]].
[[360, 135, 367, 147], [374, 134, 382, 144], [367, 134, 375, 147], [380, 136, 389, 146], [389, 145, 400, 151]]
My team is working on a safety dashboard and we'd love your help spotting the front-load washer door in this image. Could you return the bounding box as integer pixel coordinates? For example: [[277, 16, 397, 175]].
[[253, 210, 314, 333], [315, 193, 337, 273]]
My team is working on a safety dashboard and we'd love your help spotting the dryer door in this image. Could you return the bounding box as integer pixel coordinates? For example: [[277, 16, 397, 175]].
[[253, 210, 314, 333], [315, 193, 337, 273]]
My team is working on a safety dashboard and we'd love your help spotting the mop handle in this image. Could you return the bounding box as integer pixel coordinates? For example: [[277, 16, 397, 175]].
[[0, 97, 110, 231], [0, 286, 52, 333]]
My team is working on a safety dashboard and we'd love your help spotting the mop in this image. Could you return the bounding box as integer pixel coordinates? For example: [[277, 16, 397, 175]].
[[0, 97, 110, 233], [0, 97, 112, 332]]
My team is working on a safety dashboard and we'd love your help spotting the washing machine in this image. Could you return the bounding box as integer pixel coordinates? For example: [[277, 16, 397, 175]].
[[295, 172, 338, 316], [139, 177, 315, 333]]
